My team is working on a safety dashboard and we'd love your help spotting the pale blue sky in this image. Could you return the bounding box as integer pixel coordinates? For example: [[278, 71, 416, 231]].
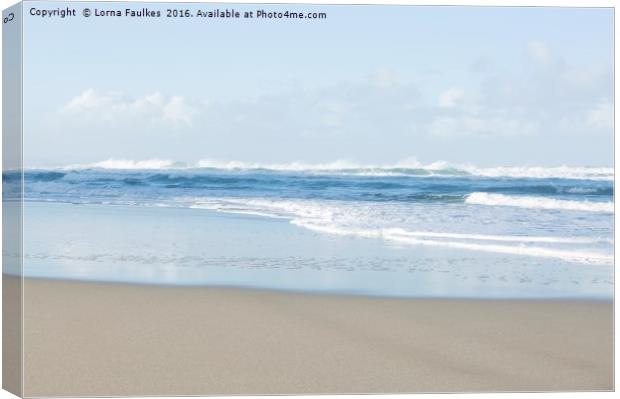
[[22, 2, 614, 167]]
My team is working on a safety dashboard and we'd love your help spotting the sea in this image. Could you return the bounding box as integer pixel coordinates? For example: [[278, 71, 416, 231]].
[[5, 160, 615, 299]]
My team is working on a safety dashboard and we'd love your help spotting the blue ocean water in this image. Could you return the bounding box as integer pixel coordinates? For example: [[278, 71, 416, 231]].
[[6, 161, 615, 298]]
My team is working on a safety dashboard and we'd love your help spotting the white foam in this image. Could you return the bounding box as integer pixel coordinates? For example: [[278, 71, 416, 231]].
[[460, 165, 613, 181], [188, 197, 612, 265], [292, 221, 612, 265], [380, 228, 603, 244], [385, 234, 613, 265], [195, 160, 614, 180], [44, 158, 614, 180], [195, 159, 365, 172], [63, 159, 176, 170], [465, 192, 613, 213]]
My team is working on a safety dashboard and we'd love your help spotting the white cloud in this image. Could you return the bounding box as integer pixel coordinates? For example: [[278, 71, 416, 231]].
[[586, 101, 613, 129], [438, 87, 464, 108], [62, 88, 117, 112], [57, 44, 611, 157], [527, 41, 553, 66], [61, 90, 200, 127], [162, 96, 197, 126]]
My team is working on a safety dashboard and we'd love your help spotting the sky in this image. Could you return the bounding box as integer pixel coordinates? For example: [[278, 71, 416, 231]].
[[22, 2, 614, 167]]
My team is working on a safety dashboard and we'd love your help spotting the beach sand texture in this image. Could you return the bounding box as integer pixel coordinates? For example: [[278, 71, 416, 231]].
[[21, 277, 612, 397]]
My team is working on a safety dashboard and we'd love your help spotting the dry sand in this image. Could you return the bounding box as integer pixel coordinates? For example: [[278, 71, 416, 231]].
[[17, 277, 613, 396]]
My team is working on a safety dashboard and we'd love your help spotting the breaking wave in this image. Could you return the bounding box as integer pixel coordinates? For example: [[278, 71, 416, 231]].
[[189, 197, 613, 265], [42, 158, 614, 181], [466, 192, 613, 213]]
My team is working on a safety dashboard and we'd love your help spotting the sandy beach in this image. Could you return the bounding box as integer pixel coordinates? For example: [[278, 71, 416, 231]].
[[19, 277, 613, 397]]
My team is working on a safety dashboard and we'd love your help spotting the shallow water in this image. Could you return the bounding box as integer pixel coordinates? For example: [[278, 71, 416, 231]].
[[11, 166, 615, 266], [19, 201, 613, 299]]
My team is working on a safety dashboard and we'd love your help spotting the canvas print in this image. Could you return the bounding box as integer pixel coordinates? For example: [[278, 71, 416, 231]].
[[2, 1, 614, 396]]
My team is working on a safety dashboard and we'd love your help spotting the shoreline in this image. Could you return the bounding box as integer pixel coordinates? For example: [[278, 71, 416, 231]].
[[21, 201, 614, 299], [17, 275, 616, 302], [17, 276, 614, 396]]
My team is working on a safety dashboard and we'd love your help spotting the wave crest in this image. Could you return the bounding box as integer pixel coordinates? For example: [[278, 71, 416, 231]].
[[44, 158, 613, 180], [465, 192, 613, 213], [65, 159, 177, 170]]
